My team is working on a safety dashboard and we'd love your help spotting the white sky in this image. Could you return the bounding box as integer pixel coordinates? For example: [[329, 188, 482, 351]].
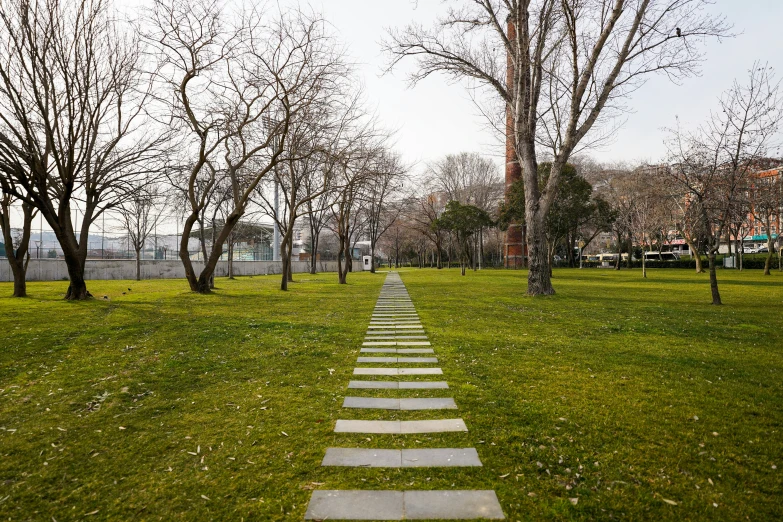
[[6, 0, 783, 234], [317, 0, 783, 168]]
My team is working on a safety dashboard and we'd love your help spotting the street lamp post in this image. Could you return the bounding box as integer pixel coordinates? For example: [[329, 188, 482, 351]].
[[273, 181, 280, 262]]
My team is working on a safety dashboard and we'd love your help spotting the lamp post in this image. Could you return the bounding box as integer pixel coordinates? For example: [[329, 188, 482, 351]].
[[273, 181, 280, 262], [262, 116, 283, 262]]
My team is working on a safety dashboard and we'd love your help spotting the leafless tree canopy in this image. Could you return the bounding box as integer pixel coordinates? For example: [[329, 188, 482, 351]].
[[427, 152, 503, 213], [666, 63, 782, 304], [0, 0, 167, 298], [146, 0, 348, 293], [385, 0, 731, 295]]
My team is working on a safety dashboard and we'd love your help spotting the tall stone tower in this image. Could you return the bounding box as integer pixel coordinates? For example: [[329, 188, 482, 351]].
[[504, 16, 525, 268]]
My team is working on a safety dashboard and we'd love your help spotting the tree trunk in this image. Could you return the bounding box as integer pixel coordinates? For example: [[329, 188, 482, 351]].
[[309, 234, 319, 274], [526, 214, 554, 295], [337, 233, 349, 284], [764, 231, 774, 275], [62, 247, 90, 300], [685, 237, 703, 273], [191, 212, 242, 294], [370, 243, 376, 273], [0, 200, 34, 297], [708, 250, 721, 305], [228, 237, 234, 279], [179, 213, 201, 292], [336, 249, 344, 284], [280, 239, 290, 291], [135, 248, 141, 281], [55, 229, 91, 300]]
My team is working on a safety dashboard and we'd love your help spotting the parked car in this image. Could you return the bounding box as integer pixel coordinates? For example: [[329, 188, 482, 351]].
[[757, 246, 769, 253]]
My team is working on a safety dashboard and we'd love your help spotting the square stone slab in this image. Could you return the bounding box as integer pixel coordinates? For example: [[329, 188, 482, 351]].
[[359, 348, 434, 354], [368, 330, 424, 334], [398, 368, 443, 375], [321, 448, 482, 468], [396, 357, 438, 363], [348, 380, 401, 389], [343, 397, 400, 409], [399, 381, 449, 389], [400, 419, 468, 433], [367, 325, 422, 330], [334, 420, 401, 433], [334, 418, 467, 434], [396, 342, 431, 346], [322, 448, 402, 467], [367, 336, 428, 340], [342, 397, 456, 410], [304, 490, 403, 520], [353, 367, 443, 376], [356, 356, 399, 363], [347, 381, 449, 389], [370, 319, 421, 324], [362, 342, 398, 347], [399, 398, 457, 410], [353, 368, 399, 376], [401, 448, 482, 467], [404, 490, 505, 519]]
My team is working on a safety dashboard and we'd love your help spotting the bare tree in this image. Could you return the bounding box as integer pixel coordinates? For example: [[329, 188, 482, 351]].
[[592, 166, 636, 268], [667, 64, 782, 304], [117, 183, 165, 281], [327, 120, 385, 284], [0, 195, 36, 297], [428, 152, 503, 212], [750, 168, 782, 275], [385, 0, 730, 295], [302, 170, 335, 274], [630, 176, 671, 278], [0, 0, 166, 299], [406, 179, 449, 269], [147, 0, 340, 293], [363, 152, 407, 273], [255, 75, 361, 290]]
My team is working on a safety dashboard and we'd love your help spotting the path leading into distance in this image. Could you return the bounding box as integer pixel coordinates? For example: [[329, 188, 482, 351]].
[[304, 272, 504, 520]]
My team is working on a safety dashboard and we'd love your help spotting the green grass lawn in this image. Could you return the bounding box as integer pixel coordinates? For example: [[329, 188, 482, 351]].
[[0, 268, 781, 521]]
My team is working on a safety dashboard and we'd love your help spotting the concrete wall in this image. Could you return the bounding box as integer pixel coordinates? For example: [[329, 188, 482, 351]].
[[0, 259, 343, 282]]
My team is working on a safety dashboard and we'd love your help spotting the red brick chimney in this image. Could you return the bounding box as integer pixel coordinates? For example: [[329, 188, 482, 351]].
[[504, 15, 525, 268]]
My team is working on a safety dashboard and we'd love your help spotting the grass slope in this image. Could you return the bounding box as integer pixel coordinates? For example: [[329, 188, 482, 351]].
[[0, 269, 781, 521]]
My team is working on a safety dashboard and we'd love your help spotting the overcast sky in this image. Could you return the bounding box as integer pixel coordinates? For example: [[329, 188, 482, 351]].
[[315, 0, 783, 170], [7, 0, 783, 233]]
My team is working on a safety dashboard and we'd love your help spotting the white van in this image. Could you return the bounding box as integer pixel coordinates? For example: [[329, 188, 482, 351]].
[[643, 251, 680, 261]]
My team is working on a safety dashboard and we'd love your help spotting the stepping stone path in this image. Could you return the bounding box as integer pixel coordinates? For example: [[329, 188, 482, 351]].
[[305, 272, 504, 520]]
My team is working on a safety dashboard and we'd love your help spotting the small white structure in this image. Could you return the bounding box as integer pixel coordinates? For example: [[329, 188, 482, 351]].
[[362, 256, 372, 271]]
